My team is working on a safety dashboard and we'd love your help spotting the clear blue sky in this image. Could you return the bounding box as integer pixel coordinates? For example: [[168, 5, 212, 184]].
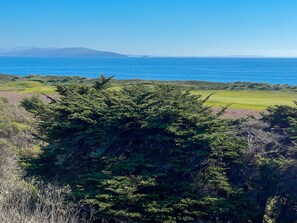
[[1, 0, 297, 57]]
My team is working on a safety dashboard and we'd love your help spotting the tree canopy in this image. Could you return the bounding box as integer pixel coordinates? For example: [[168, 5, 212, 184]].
[[21, 78, 297, 222]]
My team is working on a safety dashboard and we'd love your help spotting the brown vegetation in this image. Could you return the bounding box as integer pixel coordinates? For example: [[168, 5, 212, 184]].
[[0, 97, 93, 223]]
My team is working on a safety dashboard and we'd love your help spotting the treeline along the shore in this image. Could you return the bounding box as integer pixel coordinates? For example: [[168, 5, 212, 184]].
[[0, 75, 297, 222]]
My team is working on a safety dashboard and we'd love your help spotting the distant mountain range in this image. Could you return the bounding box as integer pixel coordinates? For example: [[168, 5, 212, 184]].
[[0, 47, 128, 58]]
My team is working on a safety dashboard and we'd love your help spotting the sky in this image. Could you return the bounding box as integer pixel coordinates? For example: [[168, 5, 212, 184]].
[[1, 0, 297, 57]]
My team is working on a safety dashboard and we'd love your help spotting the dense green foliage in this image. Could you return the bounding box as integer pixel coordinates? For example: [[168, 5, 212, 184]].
[[181, 81, 297, 91], [18, 77, 297, 222], [22, 79, 251, 222], [227, 82, 296, 91], [258, 104, 297, 222]]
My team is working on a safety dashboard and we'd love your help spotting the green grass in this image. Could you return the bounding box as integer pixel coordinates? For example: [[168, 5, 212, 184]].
[[19, 85, 57, 94], [192, 90, 297, 110], [0, 81, 57, 94]]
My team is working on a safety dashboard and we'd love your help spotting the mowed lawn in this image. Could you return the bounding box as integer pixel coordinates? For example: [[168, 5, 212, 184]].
[[191, 90, 297, 110]]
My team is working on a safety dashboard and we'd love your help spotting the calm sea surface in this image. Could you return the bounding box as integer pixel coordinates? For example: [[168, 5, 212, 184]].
[[1, 57, 297, 85]]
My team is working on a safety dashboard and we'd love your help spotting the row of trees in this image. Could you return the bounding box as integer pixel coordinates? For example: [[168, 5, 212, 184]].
[[19, 77, 297, 222]]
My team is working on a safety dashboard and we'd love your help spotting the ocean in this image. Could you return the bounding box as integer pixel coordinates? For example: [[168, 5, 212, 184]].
[[1, 57, 297, 85]]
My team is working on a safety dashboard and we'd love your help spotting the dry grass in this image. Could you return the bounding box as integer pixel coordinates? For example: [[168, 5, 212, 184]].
[[213, 107, 262, 119], [0, 178, 97, 223], [0, 91, 53, 105], [0, 141, 20, 188], [0, 97, 95, 223], [0, 141, 94, 223]]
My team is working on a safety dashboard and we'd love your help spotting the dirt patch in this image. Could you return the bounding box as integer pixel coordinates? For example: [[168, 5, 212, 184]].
[[212, 107, 262, 119], [0, 91, 29, 105], [0, 91, 53, 105]]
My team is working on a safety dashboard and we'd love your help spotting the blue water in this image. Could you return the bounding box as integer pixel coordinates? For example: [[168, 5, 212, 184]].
[[0, 57, 297, 85]]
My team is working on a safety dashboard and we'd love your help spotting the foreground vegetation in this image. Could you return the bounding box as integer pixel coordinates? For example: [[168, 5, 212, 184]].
[[0, 98, 94, 222], [0, 75, 297, 222]]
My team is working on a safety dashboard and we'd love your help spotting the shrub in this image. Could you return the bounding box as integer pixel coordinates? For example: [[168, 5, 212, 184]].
[[0, 97, 92, 223], [22, 79, 255, 222], [0, 179, 92, 223]]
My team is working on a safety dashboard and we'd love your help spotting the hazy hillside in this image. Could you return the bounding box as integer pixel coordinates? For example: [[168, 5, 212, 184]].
[[0, 47, 128, 58]]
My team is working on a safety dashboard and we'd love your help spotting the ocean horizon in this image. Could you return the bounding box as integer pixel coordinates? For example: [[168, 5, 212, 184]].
[[1, 57, 297, 85]]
